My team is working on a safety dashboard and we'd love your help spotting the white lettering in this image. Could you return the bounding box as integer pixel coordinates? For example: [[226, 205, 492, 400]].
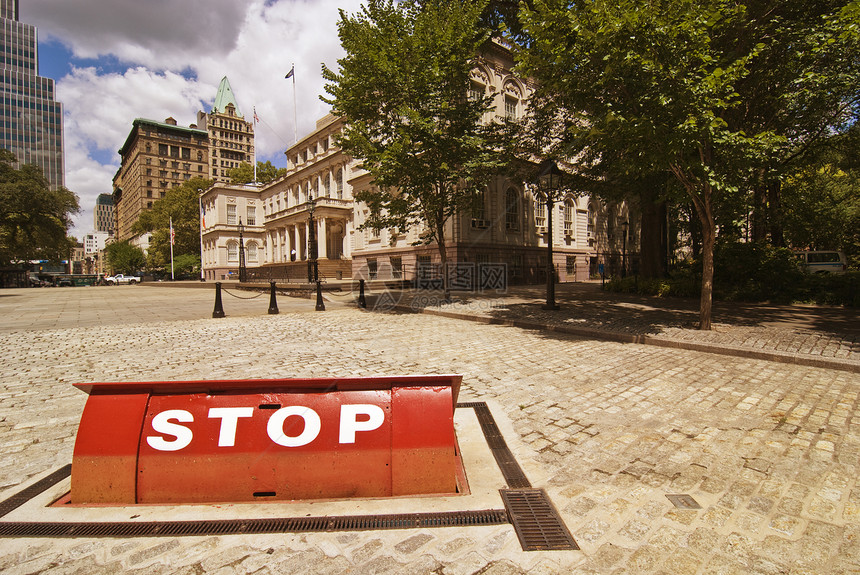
[[208, 407, 254, 447], [339, 404, 385, 443], [266, 406, 321, 447], [146, 410, 194, 451]]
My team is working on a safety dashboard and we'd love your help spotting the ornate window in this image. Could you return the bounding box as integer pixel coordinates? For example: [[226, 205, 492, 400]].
[[564, 200, 574, 236], [227, 204, 237, 226], [504, 96, 518, 120], [535, 192, 547, 228], [227, 241, 238, 262], [324, 173, 331, 196], [335, 168, 344, 199], [505, 188, 519, 231], [469, 83, 484, 102], [247, 242, 258, 262], [587, 205, 596, 237], [246, 206, 256, 226]]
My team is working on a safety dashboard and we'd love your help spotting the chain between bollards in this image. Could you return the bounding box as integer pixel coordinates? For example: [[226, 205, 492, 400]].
[[268, 281, 279, 315], [212, 282, 225, 318]]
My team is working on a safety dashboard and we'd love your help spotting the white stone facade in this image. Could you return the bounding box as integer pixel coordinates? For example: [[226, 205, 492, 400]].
[[200, 43, 636, 284]]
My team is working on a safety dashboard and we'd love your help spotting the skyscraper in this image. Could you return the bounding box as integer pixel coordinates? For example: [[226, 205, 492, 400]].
[[196, 76, 254, 184], [94, 193, 113, 234], [0, 0, 64, 188]]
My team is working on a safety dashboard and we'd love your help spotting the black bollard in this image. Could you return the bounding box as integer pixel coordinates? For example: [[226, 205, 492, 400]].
[[212, 282, 225, 318], [358, 279, 366, 308], [315, 280, 326, 311], [268, 281, 279, 315]]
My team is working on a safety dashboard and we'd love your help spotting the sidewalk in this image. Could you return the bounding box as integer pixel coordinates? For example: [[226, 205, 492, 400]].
[[355, 281, 860, 373]]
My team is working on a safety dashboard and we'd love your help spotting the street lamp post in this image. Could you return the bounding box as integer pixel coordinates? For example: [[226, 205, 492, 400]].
[[308, 193, 325, 311], [536, 159, 562, 311], [621, 220, 629, 279], [238, 217, 247, 282]]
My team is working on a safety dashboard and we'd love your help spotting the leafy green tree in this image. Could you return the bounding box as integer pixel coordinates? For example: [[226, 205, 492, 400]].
[[172, 253, 200, 278], [0, 150, 80, 266], [323, 0, 501, 297], [133, 177, 212, 270], [229, 161, 287, 185], [518, 0, 859, 329], [105, 241, 145, 274], [782, 154, 860, 267]]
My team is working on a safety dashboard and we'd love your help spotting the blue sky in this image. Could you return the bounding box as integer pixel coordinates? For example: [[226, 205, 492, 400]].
[[20, 0, 362, 239]]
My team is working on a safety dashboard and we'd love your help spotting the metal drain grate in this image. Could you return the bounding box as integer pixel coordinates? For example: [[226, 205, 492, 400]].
[[666, 494, 702, 509], [500, 488, 579, 551], [0, 509, 509, 538], [459, 402, 531, 489], [0, 464, 71, 519]]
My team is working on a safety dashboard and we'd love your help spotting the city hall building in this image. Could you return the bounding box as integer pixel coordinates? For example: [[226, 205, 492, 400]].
[[201, 42, 634, 285]]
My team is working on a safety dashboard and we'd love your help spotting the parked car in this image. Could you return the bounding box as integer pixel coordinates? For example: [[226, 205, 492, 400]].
[[104, 273, 141, 285], [793, 250, 847, 274]]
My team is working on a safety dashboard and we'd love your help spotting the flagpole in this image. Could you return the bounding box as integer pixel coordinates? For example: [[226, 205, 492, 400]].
[[199, 192, 205, 281], [169, 216, 175, 281], [291, 63, 297, 143], [252, 107, 258, 184]]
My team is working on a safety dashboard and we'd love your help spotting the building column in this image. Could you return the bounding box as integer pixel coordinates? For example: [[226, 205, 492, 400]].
[[293, 225, 301, 261], [270, 230, 278, 263], [318, 217, 328, 259]]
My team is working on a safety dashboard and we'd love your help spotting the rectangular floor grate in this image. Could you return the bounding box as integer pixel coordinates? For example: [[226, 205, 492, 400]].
[[459, 402, 532, 489], [500, 488, 579, 551], [0, 464, 71, 519], [0, 509, 510, 538]]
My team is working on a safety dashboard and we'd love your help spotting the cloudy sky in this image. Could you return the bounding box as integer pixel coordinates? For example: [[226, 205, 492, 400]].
[[19, 0, 363, 239]]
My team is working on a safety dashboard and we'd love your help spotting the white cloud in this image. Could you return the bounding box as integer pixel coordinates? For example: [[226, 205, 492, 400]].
[[19, 0, 364, 239], [22, 0, 254, 70]]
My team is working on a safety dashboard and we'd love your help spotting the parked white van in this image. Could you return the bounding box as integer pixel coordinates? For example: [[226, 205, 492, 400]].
[[793, 250, 848, 274]]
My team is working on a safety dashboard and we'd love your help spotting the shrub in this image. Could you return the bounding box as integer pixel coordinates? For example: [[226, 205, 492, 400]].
[[712, 241, 804, 303]]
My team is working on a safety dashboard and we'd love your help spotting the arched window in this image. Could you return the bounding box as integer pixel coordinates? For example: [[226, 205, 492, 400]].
[[227, 241, 238, 262], [535, 192, 547, 228], [505, 188, 519, 231], [587, 204, 596, 237], [247, 242, 258, 262], [335, 168, 344, 199], [324, 173, 331, 196], [472, 186, 487, 222], [564, 200, 574, 236]]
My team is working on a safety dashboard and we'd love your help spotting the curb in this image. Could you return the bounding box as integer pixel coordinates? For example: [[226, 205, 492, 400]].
[[396, 305, 860, 374]]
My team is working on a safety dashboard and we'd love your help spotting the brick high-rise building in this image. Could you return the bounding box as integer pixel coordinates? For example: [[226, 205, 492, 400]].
[[0, 0, 65, 188], [112, 117, 209, 242]]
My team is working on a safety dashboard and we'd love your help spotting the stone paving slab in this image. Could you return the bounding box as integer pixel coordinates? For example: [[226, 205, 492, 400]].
[[0, 286, 858, 573]]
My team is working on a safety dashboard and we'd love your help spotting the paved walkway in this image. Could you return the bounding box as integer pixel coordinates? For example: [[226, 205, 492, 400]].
[[350, 281, 860, 373], [0, 284, 858, 574]]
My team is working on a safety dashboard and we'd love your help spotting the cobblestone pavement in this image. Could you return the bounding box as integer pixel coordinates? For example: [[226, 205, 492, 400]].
[[353, 282, 860, 372], [0, 286, 858, 574]]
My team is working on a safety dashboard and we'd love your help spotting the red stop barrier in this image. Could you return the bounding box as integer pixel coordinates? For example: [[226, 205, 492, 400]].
[[71, 375, 462, 505]]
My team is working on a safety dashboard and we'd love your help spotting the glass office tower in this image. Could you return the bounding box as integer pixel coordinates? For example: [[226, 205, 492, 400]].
[[0, 0, 65, 188]]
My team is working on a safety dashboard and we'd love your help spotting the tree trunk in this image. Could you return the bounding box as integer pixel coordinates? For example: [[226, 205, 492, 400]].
[[767, 179, 784, 247], [639, 186, 667, 279], [751, 169, 768, 242], [696, 184, 716, 331], [670, 161, 714, 331], [435, 207, 450, 301]]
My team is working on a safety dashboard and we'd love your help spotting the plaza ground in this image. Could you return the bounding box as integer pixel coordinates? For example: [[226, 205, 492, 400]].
[[0, 284, 857, 574]]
